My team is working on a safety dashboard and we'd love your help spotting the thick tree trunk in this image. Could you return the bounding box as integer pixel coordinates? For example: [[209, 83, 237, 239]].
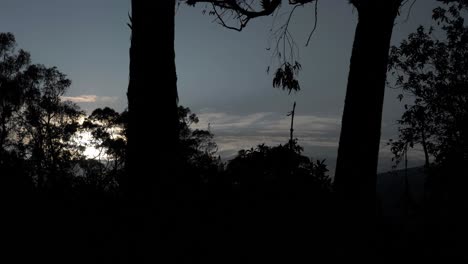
[[333, 1, 400, 259], [126, 0, 178, 204], [125, 1, 179, 262]]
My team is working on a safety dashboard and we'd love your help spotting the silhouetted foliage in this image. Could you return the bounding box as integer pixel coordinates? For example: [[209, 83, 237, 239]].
[[0, 33, 33, 197], [17, 65, 84, 192], [187, 0, 307, 94], [272, 61, 302, 93], [80, 107, 128, 193], [177, 106, 223, 186], [0, 34, 87, 197], [437, 0, 468, 10], [226, 140, 330, 200], [216, 139, 336, 263], [388, 4, 468, 169], [387, 4, 468, 260], [0, 33, 31, 159]]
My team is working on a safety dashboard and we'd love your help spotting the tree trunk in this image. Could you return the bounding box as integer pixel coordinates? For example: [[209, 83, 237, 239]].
[[125, 1, 179, 262], [333, 1, 401, 259], [420, 123, 430, 167], [126, 0, 178, 204]]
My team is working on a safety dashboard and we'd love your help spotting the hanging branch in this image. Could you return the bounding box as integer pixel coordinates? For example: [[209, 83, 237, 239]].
[[187, 0, 320, 94], [305, 0, 318, 46]]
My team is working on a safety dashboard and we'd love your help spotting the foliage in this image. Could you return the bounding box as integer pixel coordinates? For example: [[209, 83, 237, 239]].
[[80, 105, 222, 189], [18, 64, 85, 190], [225, 139, 331, 199], [388, 5, 468, 168], [177, 106, 223, 184], [80, 107, 128, 192], [0, 33, 31, 157], [273, 61, 302, 94]]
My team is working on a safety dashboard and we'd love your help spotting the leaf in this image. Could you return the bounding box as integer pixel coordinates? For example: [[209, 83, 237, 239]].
[[272, 62, 301, 93]]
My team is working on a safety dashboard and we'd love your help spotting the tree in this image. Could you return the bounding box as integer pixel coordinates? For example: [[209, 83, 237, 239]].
[[388, 3, 468, 169], [125, 3, 182, 259], [0, 34, 84, 195], [0, 33, 31, 160], [387, 4, 468, 258], [82, 107, 128, 191], [126, 0, 179, 203], [388, 2, 468, 216], [0, 32, 32, 197], [222, 140, 334, 261], [176, 106, 222, 186], [18, 64, 84, 192], [83, 105, 219, 195], [226, 140, 331, 199]]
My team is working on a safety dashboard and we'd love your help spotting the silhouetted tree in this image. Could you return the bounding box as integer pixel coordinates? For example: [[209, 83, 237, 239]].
[[177, 106, 222, 186], [388, 4, 468, 259], [388, 3, 468, 169], [0, 32, 32, 198], [438, 0, 468, 8], [0, 33, 30, 160], [1, 34, 86, 196], [18, 64, 84, 193], [79, 105, 219, 196], [222, 139, 334, 262], [126, 0, 179, 203], [81, 107, 128, 192], [226, 140, 330, 199]]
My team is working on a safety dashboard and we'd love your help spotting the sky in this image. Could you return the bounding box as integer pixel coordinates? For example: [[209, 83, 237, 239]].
[[0, 0, 440, 173]]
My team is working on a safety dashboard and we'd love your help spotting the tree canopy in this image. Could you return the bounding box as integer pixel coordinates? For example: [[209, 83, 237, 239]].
[[388, 2, 468, 169]]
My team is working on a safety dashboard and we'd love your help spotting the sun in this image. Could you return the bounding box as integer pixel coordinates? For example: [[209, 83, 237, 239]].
[[75, 131, 104, 160]]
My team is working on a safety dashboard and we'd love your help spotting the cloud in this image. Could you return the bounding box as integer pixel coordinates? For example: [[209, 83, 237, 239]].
[[191, 110, 342, 160], [98, 96, 119, 103], [191, 110, 418, 173], [193, 111, 340, 135], [61, 95, 97, 103], [61, 95, 118, 103]]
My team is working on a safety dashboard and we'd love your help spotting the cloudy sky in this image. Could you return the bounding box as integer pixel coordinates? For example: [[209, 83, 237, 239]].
[[0, 0, 439, 172]]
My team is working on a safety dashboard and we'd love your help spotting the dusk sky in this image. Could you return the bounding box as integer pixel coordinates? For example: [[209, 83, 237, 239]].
[[0, 0, 440, 172]]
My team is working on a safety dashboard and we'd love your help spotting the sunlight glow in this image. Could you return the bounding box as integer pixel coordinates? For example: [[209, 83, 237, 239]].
[[75, 131, 106, 160]]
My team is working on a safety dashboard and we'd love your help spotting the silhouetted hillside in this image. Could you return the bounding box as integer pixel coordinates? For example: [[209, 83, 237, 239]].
[[378, 166, 426, 221]]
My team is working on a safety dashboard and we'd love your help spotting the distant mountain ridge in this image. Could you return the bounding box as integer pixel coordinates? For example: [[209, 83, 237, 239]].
[[377, 166, 427, 222]]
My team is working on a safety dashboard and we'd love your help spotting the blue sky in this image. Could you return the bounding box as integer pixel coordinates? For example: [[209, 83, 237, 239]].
[[0, 0, 440, 172]]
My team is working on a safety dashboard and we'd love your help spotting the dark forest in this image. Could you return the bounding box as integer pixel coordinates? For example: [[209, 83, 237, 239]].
[[1, 0, 467, 263]]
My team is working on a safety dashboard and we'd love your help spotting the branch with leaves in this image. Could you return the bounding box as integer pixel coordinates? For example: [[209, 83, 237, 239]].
[[186, 0, 319, 94]]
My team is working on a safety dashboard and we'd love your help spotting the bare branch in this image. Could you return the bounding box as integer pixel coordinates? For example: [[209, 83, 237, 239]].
[[404, 0, 417, 22], [188, 0, 281, 20], [305, 0, 318, 46], [212, 4, 245, 31]]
